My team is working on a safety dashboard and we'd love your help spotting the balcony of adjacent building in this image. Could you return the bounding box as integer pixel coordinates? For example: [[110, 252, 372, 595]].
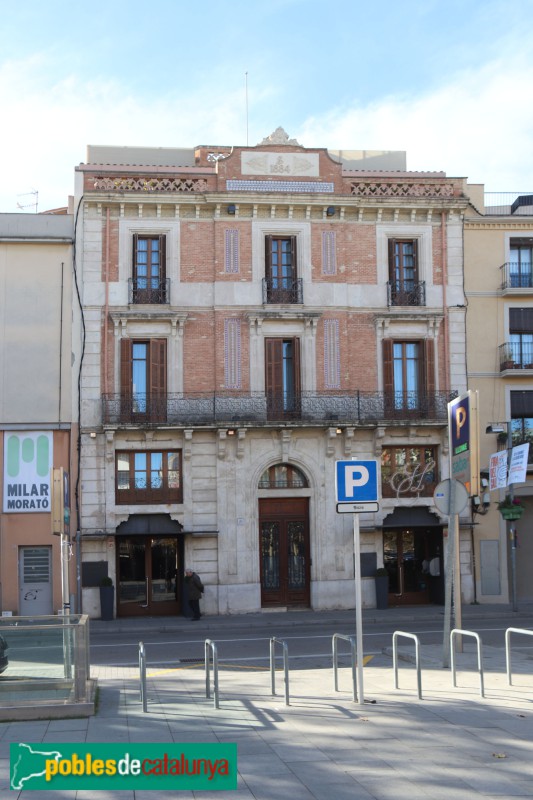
[[386, 279, 426, 307], [499, 341, 533, 373], [101, 389, 455, 428]]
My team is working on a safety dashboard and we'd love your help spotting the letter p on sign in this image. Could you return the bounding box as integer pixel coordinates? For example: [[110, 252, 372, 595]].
[[335, 460, 378, 504]]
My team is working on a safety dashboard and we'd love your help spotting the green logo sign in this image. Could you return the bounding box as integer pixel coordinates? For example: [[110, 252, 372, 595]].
[[11, 742, 237, 791], [3, 432, 53, 513]]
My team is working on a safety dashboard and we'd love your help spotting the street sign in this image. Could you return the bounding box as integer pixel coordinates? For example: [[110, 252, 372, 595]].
[[335, 460, 379, 505], [336, 502, 379, 514], [448, 391, 479, 497], [433, 478, 469, 516]]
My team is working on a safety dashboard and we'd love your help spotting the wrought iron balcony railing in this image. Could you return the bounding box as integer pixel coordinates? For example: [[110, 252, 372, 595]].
[[387, 280, 426, 307], [500, 263, 533, 291], [499, 342, 533, 371], [262, 277, 303, 304], [102, 390, 455, 427], [128, 277, 170, 304]]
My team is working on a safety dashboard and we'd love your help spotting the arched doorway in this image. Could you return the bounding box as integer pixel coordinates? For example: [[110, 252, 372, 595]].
[[115, 514, 184, 617], [258, 464, 310, 608]]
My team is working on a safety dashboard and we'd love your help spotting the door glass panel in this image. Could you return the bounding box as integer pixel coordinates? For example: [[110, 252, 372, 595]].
[[118, 539, 147, 605], [287, 522, 305, 589], [383, 532, 399, 593], [151, 538, 177, 604], [261, 522, 280, 590], [150, 453, 163, 489]]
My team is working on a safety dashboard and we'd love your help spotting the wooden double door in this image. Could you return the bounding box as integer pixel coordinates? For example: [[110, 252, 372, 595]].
[[116, 535, 182, 616], [259, 498, 310, 607]]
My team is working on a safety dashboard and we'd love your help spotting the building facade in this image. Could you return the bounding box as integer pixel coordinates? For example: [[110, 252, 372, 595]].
[[465, 189, 533, 603], [0, 213, 76, 616], [75, 129, 469, 618]]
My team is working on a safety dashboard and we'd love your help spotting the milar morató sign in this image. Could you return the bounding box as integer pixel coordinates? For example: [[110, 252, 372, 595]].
[[3, 432, 53, 512]]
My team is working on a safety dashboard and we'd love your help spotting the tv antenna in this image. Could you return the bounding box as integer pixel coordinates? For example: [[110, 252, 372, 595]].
[[16, 189, 38, 212]]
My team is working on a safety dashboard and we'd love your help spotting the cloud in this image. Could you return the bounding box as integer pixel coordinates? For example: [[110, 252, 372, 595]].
[[1, 38, 532, 213], [299, 51, 533, 190]]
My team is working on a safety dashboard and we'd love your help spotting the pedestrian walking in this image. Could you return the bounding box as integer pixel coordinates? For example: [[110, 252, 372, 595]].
[[185, 568, 204, 620]]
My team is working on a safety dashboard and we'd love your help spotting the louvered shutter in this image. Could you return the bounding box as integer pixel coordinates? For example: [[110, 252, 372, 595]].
[[382, 339, 394, 416], [120, 339, 133, 422], [149, 339, 167, 422]]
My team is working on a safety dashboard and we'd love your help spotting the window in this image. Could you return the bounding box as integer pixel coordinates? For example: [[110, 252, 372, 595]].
[[120, 339, 167, 423], [259, 464, 308, 489], [509, 238, 533, 288], [383, 339, 435, 416], [381, 446, 437, 497], [264, 235, 301, 303], [131, 234, 167, 303], [388, 239, 424, 305], [509, 308, 533, 368], [116, 451, 182, 504], [511, 391, 533, 457], [265, 338, 301, 419]]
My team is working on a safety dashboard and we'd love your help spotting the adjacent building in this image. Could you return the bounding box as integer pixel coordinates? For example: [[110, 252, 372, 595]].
[[74, 128, 470, 618], [465, 189, 533, 603], [0, 212, 76, 615]]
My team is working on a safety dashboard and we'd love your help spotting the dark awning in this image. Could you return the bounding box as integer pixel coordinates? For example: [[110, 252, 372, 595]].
[[382, 506, 442, 528], [116, 514, 184, 536]]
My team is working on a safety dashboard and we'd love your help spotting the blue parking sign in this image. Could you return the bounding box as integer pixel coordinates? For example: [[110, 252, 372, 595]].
[[335, 460, 379, 504]]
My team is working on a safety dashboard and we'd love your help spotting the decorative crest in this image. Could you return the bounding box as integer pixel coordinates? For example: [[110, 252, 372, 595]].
[[259, 127, 301, 146]]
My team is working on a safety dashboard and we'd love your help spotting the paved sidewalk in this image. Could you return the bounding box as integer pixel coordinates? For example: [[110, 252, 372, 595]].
[[2, 606, 533, 799]]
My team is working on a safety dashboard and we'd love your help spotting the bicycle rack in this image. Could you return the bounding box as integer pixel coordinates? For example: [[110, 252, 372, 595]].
[[332, 633, 358, 702], [139, 641, 148, 712], [505, 627, 533, 685], [270, 637, 290, 706], [392, 631, 422, 699], [450, 629, 484, 698], [205, 639, 219, 709]]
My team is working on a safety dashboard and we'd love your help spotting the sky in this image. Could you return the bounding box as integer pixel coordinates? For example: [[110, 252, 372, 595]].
[[1, 0, 533, 213]]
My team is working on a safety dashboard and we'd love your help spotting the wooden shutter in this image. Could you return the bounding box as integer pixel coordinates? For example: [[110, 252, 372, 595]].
[[290, 236, 297, 279], [265, 236, 273, 280], [292, 337, 301, 396], [120, 339, 133, 422], [149, 338, 167, 423], [382, 339, 394, 416], [422, 339, 435, 393], [158, 234, 166, 281], [411, 239, 419, 279], [265, 338, 283, 395], [422, 339, 435, 417], [132, 234, 139, 279], [388, 239, 396, 281]]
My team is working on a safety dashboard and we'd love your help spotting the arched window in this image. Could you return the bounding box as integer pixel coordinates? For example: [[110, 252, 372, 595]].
[[259, 463, 308, 489]]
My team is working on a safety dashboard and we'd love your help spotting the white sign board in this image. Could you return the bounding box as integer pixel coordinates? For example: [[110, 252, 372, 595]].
[[3, 432, 53, 512], [508, 443, 530, 486], [489, 450, 508, 491]]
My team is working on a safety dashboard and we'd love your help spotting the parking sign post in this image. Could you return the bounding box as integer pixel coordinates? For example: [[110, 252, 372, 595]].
[[335, 460, 380, 706]]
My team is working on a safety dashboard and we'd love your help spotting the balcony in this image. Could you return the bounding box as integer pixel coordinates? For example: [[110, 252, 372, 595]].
[[262, 277, 303, 304], [387, 280, 426, 307], [500, 264, 533, 291], [128, 278, 170, 305], [499, 342, 533, 372], [484, 193, 533, 216], [102, 390, 455, 427]]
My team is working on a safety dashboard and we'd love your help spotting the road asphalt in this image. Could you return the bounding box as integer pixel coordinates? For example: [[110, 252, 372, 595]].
[[2, 603, 533, 798]]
